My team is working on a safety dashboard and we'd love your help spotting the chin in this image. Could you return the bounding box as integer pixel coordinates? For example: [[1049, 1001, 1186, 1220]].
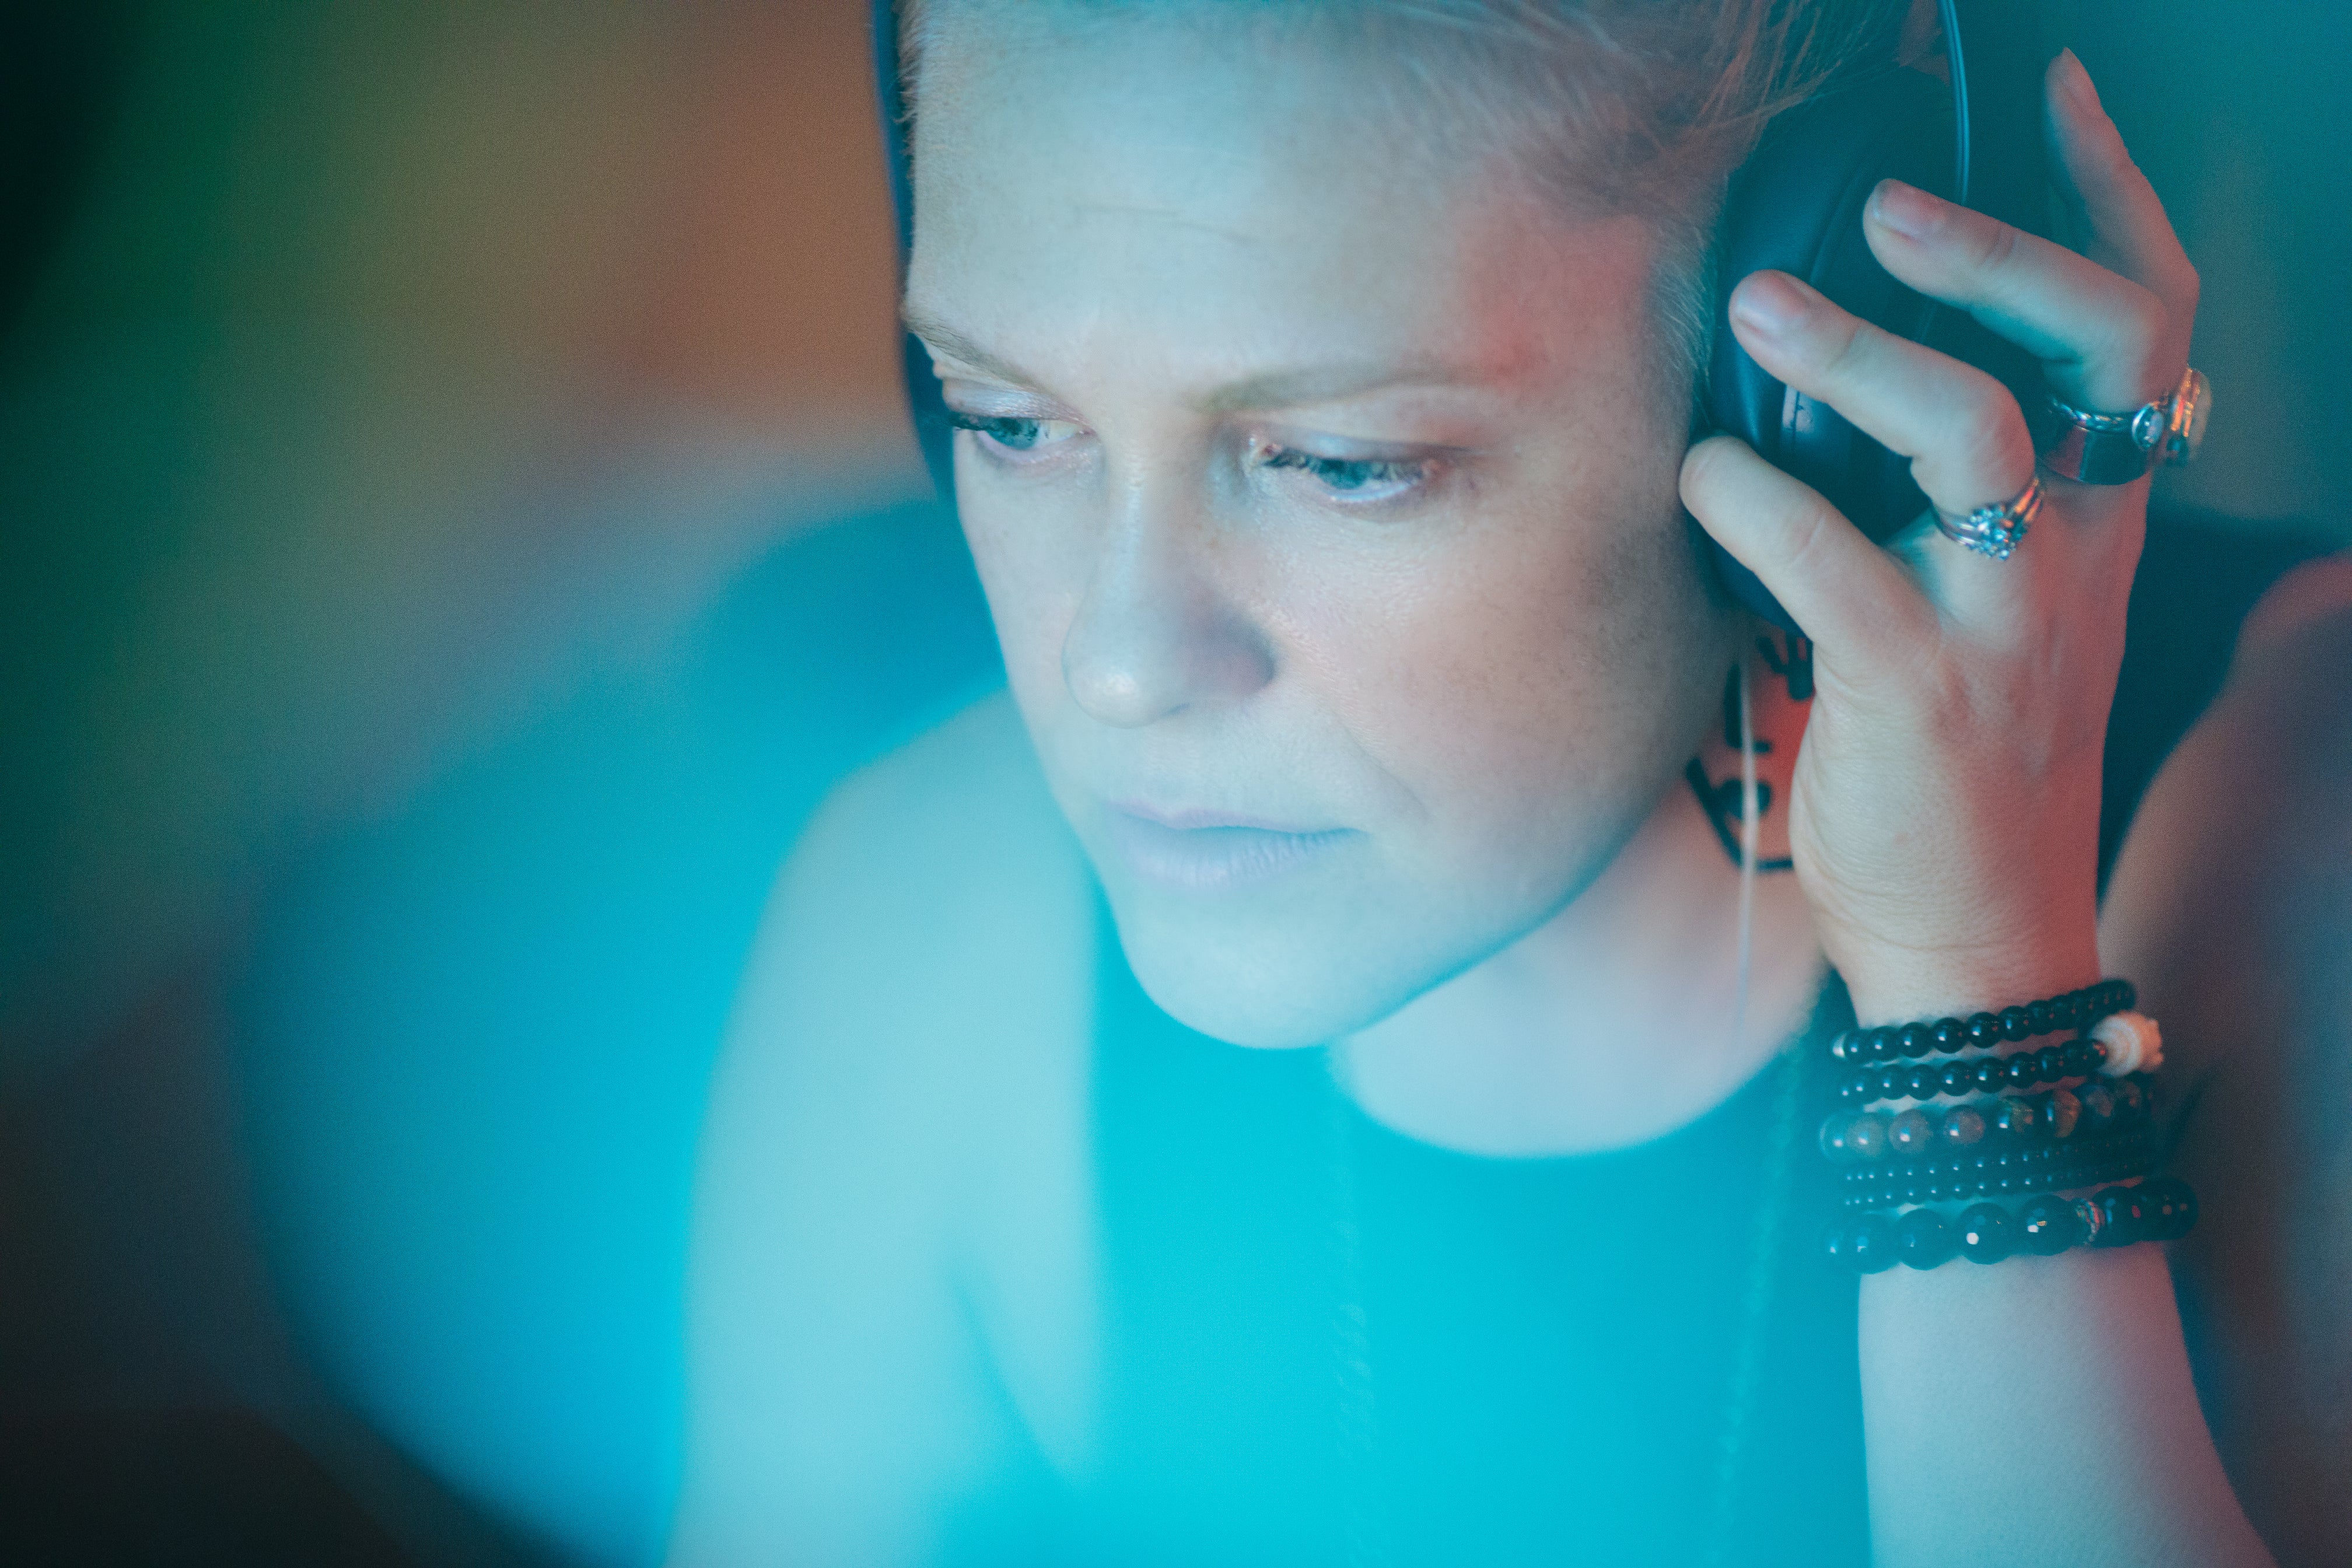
[[1101, 881, 1493, 1050]]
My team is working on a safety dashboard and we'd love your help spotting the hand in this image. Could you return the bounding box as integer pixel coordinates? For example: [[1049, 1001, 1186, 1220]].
[[1679, 50, 2200, 1026]]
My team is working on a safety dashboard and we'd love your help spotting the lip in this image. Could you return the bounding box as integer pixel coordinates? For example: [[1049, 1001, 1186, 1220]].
[[1102, 801, 1355, 892]]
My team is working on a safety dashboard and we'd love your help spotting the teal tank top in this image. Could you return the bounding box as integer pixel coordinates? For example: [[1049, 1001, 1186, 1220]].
[[1074, 933, 1867, 1568]]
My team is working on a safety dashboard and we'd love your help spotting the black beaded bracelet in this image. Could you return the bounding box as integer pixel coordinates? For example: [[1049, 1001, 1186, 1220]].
[[1821, 1176, 2197, 1271], [1840, 1139, 2152, 1210], [1833, 1036, 2109, 1107], [1826, 978, 2135, 1063], [1841, 1155, 2154, 1213], [1819, 1074, 2154, 1163], [1838, 1124, 2151, 1189]]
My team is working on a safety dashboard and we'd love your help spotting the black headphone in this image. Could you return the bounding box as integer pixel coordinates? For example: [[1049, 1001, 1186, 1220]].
[[873, 0, 2056, 632]]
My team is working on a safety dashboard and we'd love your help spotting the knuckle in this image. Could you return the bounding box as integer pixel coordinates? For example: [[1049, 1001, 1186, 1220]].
[[2116, 281, 2167, 349], [2172, 258, 2202, 319], [1994, 416, 2035, 480], [1779, 506, 1836, 580], [1817, 314, 1877, 381], [1971, 215, 2025, 277], [1959, 378, 2030, 475], [2094, 281, 2175, 395]]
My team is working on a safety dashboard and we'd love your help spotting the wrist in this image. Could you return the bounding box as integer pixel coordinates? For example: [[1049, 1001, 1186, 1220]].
[[1840, 938, 2104, 1031]]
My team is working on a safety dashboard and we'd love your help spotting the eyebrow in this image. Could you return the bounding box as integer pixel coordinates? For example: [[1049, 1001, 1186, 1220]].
[[900, 300, 1475, 415], [1192, 360, 1469, 415], [900, 304, 1041, 392]]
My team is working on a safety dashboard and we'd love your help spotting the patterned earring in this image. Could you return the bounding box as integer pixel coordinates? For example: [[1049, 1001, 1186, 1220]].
[[1683, 639, 1807, 873], [1756, 629, 1812, 703]]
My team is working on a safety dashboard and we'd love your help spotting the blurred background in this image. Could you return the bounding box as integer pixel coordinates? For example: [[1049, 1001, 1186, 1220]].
[[0, 1, 2344, 1563]]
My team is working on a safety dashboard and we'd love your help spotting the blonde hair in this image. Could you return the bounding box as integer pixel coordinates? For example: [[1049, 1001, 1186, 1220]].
[[899, 0, 1909, 391]]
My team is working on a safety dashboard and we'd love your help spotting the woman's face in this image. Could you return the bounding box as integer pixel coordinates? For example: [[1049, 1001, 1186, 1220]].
[[906, 18, 1738, 1046]]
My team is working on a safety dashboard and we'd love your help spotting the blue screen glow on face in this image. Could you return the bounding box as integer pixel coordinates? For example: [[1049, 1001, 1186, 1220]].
[[907, 15, 1739, 1046]]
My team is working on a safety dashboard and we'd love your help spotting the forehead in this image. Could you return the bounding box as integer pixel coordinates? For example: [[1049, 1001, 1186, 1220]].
[[904, 15, 1654, 390]]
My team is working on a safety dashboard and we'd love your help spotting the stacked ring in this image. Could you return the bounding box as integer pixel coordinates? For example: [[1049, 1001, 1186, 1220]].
[[1935, 474, 2043, 560]]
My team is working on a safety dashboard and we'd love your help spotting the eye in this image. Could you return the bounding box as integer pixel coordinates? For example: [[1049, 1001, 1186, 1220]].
[[947, 410, 1085, 461], [1256, 443, 1436, 504]]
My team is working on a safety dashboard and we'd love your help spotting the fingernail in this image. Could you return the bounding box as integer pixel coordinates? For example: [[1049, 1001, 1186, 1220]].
[[1867, 178, 1942, 241], [2056, 48, 2100, 114], [1730, 272, 1811, 338]]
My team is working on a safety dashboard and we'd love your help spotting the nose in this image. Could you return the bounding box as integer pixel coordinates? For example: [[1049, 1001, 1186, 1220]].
[[1060, 481, 1273, 728]]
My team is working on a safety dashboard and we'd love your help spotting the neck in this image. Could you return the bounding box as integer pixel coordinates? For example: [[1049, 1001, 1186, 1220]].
[[1334, 772, 1823, 1158]]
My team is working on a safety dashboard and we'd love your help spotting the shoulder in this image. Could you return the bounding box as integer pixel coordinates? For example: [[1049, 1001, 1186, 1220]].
[[681, 690, 1105, 1522], [736, 688, 1094, 1089], [780, 688, 1082, 928], [708, 688, 1099, 1241]]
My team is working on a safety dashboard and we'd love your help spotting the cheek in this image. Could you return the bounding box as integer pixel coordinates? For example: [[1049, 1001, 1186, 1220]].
[[1278, 454, 1724, 881], [956, 457, 1083, 709], [1320, 273, 1725, 864]]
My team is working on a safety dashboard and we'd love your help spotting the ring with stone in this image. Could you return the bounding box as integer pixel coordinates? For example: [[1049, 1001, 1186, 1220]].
[[1935, 473, 2044, 561]]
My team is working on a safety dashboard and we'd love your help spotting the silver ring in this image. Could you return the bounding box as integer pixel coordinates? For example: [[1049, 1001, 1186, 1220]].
[[2036, 366, 2211, 485], [1936, 474, 2044, 561]]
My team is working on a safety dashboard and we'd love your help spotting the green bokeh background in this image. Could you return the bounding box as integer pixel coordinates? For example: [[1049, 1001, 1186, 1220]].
[[1, 3, 2343, 1562]]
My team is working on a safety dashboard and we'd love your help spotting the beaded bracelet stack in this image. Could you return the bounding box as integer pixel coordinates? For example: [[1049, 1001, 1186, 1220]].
[[1833, 1035, 2121, 1106], [1824, 1074, 2155, 1162], [1823, 1177, 2198, 1271], [1817, 982, 2194, 1272], [1826, 979, 2137, 1063]]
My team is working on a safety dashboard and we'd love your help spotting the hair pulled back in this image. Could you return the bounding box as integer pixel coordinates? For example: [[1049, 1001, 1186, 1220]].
[[899, 0, 1915, 384]]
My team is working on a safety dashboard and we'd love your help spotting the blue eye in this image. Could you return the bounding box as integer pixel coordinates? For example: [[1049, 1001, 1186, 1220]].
[[1259, 444, 1432, 500], [946, 411, 1083, 457], [949, 412, 1038, 448]]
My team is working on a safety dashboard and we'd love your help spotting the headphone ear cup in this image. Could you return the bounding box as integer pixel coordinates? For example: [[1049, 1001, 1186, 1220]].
[[1704, 72, 1959, 630]]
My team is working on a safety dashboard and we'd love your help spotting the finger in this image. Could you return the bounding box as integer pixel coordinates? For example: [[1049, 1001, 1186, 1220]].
[[2044, 50, 2200, 336], [1680, 433, 1928, 668], [1860, 178, 2175, 411], [1726, 270, 2036, 518]]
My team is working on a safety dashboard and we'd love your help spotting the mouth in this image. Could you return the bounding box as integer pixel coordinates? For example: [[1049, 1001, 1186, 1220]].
[[1102, 802, 1357, 892]]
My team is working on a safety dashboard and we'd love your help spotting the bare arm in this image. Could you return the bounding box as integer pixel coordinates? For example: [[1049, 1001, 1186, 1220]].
[[2101, 555, 2352, 1568], [1681, 52, 2278, 1568], [1860, 556, 2352, 1568], [1854, 562, 2352, 1568], [664, 695, 1097, 1566]]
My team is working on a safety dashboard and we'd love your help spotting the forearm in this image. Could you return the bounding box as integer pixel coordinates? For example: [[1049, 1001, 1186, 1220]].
[[1843, 951, 2273, 1567], [1854, 566, 2352, 1567], [2099, 555, 2352, 1565], [1860, 1241, 2272, 1567], [1684, 40, 2287, 1563]]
